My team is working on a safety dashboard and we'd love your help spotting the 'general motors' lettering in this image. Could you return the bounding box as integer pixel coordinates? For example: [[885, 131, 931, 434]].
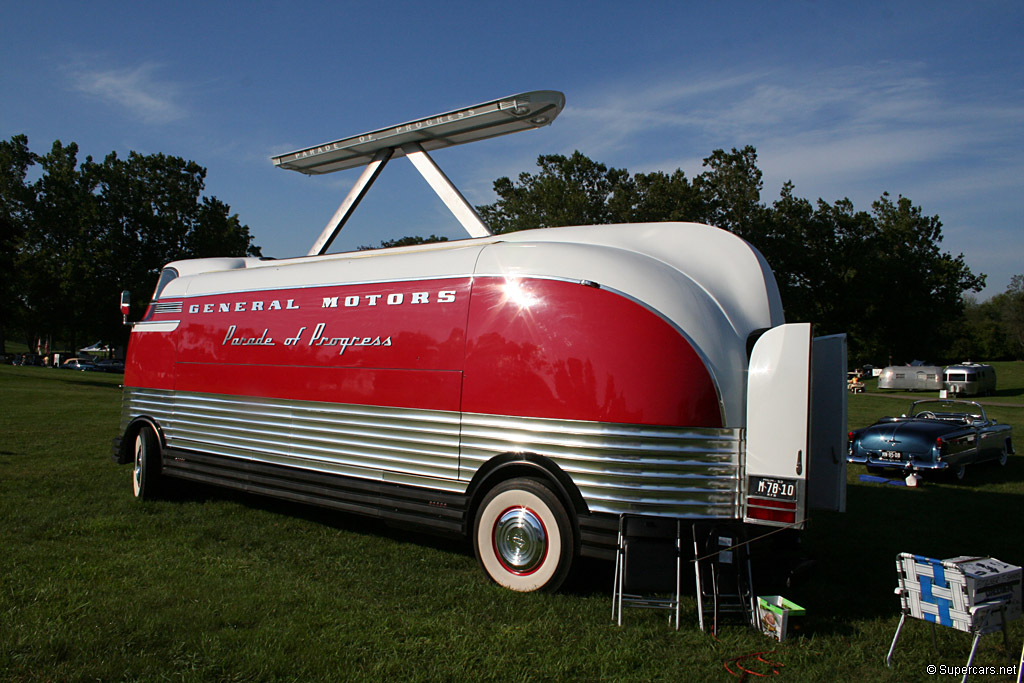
[[321, 290, 456, 308], [191, 299, 299, 314]]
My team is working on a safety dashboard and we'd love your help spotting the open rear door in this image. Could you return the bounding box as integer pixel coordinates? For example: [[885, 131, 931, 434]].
[[808, 334, 847, 513], [744, 323, 812, 528]]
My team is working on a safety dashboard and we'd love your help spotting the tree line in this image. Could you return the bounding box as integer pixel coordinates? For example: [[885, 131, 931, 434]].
[[474, 148, 1023, 365], [3, 134, 1022, 364], [1, 135, 260, 356]]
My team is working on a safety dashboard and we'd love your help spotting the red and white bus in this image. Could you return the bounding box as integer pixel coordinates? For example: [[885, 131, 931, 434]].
[[113, 91, 846, 592]]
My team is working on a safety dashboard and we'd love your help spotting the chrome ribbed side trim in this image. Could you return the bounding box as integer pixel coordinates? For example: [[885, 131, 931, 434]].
[[460, 413, 742, 518], [121, 388, 464, 492], [121, 389, 743, 517], [153, 301, 183, 314]]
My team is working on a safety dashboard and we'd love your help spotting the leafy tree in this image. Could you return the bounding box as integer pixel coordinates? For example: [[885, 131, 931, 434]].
[[90, 151, 261, 345], [358, 234, 449, 251], [0, 135, 37, 355], [949, 277, 1024, 361], [3, 136, 261, 354], [761, 189, 880, 353], [950, 295, 1005, 360], [478, 147, 761, 235], [994, 275, 1024, 358], [1004, 275, 1024, 357], [867, 193, 985, 361], [693, 146, 764, 240], [17, 140, 101, 351], [475, 148, 987, 365], [477, 152, 633, 232], [615, 168, 707, 224]]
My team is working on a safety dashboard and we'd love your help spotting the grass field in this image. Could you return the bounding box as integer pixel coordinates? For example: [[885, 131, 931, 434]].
[[1, 363, 1022, 681]]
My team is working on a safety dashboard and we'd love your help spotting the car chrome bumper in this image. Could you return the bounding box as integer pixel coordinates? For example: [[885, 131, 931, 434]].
[[847, 454, 947, 471]]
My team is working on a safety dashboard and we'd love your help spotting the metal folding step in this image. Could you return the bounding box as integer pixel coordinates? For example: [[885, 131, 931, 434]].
[[693, 523, 756, 635]]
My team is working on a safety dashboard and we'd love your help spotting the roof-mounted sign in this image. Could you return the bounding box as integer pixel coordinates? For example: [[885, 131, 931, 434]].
[[273, 90, 565, 175], [272, 90, 565, 255]]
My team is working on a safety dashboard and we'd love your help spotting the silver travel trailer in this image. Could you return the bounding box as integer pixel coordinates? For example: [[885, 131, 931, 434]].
[[943, 363, 997, 396], [876, 365, 943, 391]]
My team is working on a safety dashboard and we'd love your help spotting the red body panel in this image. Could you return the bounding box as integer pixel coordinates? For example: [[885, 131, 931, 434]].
[[463, 277, 720, 427], [125, 275, 720, 427], [128, 278, 470, 412], [123, 326, 176, 390]]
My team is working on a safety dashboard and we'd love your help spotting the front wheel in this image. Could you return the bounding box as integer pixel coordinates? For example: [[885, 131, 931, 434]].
[[473, 478, 574, 592], [132, 424, 163, 500]]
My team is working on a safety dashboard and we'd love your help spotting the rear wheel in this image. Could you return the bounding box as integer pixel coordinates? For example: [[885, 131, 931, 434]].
[[952, 463, 967, 481], [473, 477, 573, 592], [132, 424, 162, 500], [999, 443, 1009, 466]]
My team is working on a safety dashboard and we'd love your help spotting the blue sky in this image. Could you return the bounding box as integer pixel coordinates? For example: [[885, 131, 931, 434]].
[[3, 1, 1021, 299]]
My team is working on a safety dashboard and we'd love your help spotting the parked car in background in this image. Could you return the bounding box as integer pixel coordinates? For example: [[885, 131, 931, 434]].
[[94, 359, 125, 373], [62, 358, 97, 371], [848, 399, 1013, 480]]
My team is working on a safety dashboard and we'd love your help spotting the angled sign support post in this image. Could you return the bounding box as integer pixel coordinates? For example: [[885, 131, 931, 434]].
[[307, 148, 393, 256], [401, 142, 490, 240], [271, 90, 565, 255]]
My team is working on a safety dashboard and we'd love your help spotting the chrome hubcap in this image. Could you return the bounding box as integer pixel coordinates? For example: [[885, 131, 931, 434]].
[[493, 507, 547, 574]]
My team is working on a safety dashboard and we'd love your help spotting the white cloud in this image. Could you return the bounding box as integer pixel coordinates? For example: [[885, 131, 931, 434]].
[[66, 60, 187, 125], [561, 62, 1021, 170]]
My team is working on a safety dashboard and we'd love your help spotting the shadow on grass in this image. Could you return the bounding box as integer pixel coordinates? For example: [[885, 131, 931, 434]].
[[989, 386, 1024, 401], [138, 455, 1022, 630], [793, 457, 1024, 635], [153, 476, 620, 596], [55, 377, 123, 390], [161, 478, 471, 554]]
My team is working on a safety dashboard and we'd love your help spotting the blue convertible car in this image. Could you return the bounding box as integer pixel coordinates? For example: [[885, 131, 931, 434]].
[[848, 399, 1013, 480]]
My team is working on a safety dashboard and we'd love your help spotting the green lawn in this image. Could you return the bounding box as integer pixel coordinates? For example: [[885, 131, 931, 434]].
[[1, 363, 1022, 681]]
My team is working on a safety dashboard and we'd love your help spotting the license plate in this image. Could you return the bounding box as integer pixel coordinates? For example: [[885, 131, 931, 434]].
[[749, 476, 797, 500], [880, 450, 903, 462]]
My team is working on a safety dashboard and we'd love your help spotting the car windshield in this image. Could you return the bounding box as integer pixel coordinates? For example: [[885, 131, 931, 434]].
[[909, 400, 984, 422]]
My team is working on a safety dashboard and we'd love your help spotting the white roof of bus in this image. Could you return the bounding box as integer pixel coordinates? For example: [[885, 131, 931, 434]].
[[161, 222, 781, 428]]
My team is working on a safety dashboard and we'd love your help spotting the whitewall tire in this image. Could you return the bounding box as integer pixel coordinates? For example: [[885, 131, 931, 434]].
[[132, 424, 162, 500], [473, 478, 573, 592]]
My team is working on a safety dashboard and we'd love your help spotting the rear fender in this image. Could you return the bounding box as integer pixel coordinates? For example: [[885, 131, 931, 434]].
[[113, 417, 165, 464], [465, 453, 585, 540]]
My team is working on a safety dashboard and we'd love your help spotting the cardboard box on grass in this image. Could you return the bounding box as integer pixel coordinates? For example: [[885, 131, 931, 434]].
[[758, 595, 806, 641]]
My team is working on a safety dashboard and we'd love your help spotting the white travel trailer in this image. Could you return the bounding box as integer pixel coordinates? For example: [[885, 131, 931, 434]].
[[113, 91, 848, 593]]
